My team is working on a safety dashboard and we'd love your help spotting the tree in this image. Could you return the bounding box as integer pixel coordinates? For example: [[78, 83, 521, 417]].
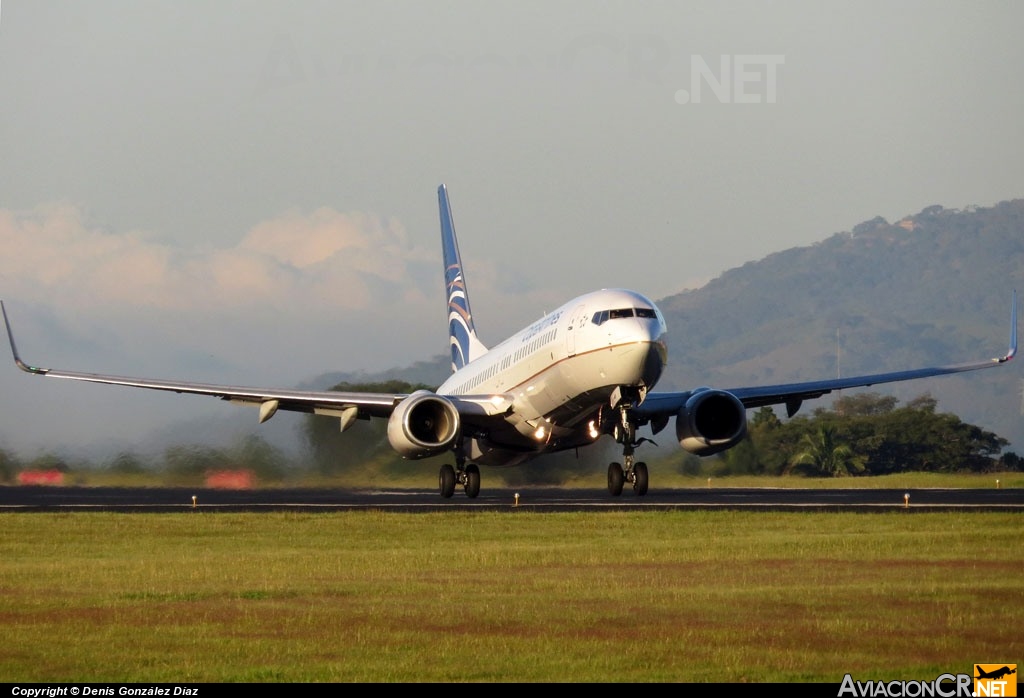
[[106, 452, 147, 474], [303, 380, 434, 474], [798, 393, 1007, 474], [716, 434, 761, 475], [999, 451, 1023, 471], [823, 393, 898, 417], [751, 406, 782, 429], [785, 424, 865, 477], [0, 447, 17, 483], [230, 434, 289, 481], [743, 409, 807, 475], [162, 445, 225, 482]]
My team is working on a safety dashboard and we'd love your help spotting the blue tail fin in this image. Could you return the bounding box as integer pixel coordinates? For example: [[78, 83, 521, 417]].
[[439, 184, 488, 372]]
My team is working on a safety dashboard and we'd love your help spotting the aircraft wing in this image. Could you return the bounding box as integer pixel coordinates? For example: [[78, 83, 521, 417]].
[[635, 291, 1017, 420], [1, 301, 510, 426]]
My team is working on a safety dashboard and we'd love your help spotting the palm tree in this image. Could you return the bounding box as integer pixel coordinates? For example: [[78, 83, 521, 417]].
[[785, 424, 865, 477]]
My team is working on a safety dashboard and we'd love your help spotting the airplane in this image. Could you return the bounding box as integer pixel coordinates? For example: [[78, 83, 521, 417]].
[[1, 185, 1018, 499], [975, 666, 1016, 681]]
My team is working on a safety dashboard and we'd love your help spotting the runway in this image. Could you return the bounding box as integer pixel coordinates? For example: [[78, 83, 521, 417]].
[[1, 485, 1021, 512]]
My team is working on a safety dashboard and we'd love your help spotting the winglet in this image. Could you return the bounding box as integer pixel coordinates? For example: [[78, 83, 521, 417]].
[[1003, 289, 1017, 362], [1, 301, 50, 375], [438, 184, 488, 372]]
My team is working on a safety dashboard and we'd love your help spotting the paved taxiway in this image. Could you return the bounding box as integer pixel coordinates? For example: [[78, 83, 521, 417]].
[[1, 485, 1021, 512]]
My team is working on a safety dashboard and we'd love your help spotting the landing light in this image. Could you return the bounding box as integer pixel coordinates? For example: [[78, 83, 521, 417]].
[[534, 425, 546, 441], [587, 420, 599, 439]]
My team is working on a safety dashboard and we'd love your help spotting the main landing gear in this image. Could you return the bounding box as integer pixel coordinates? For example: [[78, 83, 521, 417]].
[[606, 405, 649, 497], [438, 461, 480, 499]]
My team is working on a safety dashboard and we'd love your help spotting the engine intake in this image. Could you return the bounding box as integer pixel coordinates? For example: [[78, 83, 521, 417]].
[[387, 390, 461, 459], [675, 388, 747, 456]]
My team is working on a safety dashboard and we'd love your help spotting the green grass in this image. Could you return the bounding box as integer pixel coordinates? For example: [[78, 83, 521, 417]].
[[0, 510, 1020, 682]]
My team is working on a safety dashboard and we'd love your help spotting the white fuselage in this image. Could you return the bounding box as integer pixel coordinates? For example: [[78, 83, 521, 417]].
[[437, 288, 668, 465]]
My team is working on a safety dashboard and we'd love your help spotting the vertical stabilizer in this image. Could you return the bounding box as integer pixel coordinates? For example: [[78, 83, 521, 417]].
[[439, 184, 488, 372]]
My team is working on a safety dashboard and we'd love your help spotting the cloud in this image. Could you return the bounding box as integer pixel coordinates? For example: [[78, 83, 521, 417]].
[[0, 198, 583, 395], [242, 208, 393, 268], [0, 202, 458, 456], [0, 199, 567, 456], [0, 203, 434, 314]]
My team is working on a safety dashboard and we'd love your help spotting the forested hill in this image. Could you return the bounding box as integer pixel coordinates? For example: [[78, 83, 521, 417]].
[[312, 200, 1024, 449], [656, 199, 1024, 448]]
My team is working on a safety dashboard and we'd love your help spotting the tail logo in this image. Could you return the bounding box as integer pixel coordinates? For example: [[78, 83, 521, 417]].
[[446, 263, 473, 371]]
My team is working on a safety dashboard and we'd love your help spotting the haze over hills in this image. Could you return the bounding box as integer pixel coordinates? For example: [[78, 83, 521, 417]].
[[21, 198, 1024, 463], [309, 199, 1024, 453], [654, 199, 1024, 449]]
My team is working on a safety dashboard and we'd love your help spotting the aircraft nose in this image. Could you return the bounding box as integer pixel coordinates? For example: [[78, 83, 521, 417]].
[[636, 319, 667, 387], [640, 336, 667, 386]]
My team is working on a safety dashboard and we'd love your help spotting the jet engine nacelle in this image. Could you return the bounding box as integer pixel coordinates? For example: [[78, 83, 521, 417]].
[[387, 390, 461, 459], [675, 388, 747, 456]]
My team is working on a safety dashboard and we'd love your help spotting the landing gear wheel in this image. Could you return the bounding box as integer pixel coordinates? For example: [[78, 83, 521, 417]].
[[464, 464, 480, 499], [439, 464, 456, 498], [608, 462, 625, 496], [632, 461, 649, 496]]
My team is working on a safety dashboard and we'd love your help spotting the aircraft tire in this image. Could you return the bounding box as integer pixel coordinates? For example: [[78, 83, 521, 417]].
[[464, 464, 481, 498], [607, 462, 625, 496], [439, 464, 456, 498], [633, 461, 649, 496]]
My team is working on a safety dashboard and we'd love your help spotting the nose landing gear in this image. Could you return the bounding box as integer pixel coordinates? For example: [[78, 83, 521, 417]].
[[606, 405, 649, 497]]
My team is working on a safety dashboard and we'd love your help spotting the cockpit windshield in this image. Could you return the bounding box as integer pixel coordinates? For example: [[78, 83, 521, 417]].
[[591, 307, 657, 325]]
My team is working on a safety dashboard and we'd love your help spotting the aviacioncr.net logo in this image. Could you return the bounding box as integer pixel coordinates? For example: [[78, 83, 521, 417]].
[[974, 665, 1017, 697], [838, 674, 973, 697], [839, 667, 1018, 698]]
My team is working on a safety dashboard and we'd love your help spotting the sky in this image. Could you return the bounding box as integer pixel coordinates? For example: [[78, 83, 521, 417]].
[[1, 1, 1023, 458]]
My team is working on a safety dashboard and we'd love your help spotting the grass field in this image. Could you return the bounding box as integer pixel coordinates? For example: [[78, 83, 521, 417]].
[[1, 508, 1020, 682]]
